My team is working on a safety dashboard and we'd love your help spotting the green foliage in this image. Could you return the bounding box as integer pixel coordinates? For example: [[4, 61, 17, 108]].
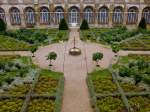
[[92, 52, 103, 66], [0, 18, 6, 32], [143, 76, 150, 85], [28, 98, 55, 112], [80, 19, 89, 30], [129, 96, 150, 112], [0, 35, 31, 51], [34, 75, 59, 95], [59, 18, 68, 30], [0, 98, 24, 112], [119, 66, 132, 77], [47, 52, 57, 66], [111, 43, 120, 54], [97, 96, 126, 112], [138, 17, 147, 30], [30, 45, 38, 57]]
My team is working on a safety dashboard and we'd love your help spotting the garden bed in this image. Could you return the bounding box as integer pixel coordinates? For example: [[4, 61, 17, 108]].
[[88, 54, 150, 112], [0, 55, 64, 112]]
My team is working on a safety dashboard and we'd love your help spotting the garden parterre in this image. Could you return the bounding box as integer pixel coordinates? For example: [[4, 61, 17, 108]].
[[87, 54, 150, 112], [0, 55, 64, 112], [0, 28, 69, 51]]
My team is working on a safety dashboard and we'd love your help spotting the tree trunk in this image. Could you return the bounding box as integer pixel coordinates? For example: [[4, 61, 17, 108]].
[[96, 60, 99, 67], [49, 60, 52, 66]]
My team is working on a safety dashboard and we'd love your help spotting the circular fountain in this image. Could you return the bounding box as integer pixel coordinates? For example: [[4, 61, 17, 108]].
[[69, 37, 81, 56]]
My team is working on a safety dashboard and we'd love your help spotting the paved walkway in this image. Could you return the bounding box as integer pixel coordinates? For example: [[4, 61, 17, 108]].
[[61, 28, 93, 112]]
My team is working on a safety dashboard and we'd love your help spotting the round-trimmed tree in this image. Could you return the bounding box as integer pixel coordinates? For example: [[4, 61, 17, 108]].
[[92, 52, 103, 67], [30, 45, 38, 57], [80, 19, 89, 30], [111, 43, 120, 56], [59, 18, 69, 30], [0, 18, 6, 32], [46, 52, 57, 66]]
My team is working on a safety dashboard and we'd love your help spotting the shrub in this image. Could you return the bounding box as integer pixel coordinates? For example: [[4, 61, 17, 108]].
[[134, 74, 142, 85], [111, 43, 120, 54], [0, 18, 6, 32], [59, 18, 68, 30], [46, 52, 57, 66], [92, 52, 103, 66], [138, 17, 147, 29], [143, 76, 150, 85], [80, 19, 89, 30], [119, 67, 131, 77]]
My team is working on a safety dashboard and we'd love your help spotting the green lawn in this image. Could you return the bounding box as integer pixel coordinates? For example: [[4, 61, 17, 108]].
[[0, 35, 31, 51]]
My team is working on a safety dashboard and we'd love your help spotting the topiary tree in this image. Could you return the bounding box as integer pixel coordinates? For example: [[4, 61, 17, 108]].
[[30, 45, 38, 57], [92, 52, 103, 67], [46, 52, 57, 66], [80, 19, 89, 30], [111, 43, 120, 56], [138, 17, 147, 30], [59, 18, 69, 30], [0, 18, 6, 32]]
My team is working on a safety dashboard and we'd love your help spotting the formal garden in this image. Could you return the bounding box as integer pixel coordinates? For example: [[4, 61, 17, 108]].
[[0, 17, 150, 112], [0, 55, 64, 112], [87, 54, 150, 112]]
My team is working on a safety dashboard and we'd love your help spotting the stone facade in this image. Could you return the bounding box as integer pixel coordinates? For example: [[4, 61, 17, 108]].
[[0, 0, 149, 29]]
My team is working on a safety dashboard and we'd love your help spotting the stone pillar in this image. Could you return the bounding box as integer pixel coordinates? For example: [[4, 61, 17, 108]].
[[64, 0, 68, 24], [33, 0, 39, 27], [123, 5, 128, 26], [20, 8, 26, 28], [94, 4, 98, 27], [5, 11, 12, 29], [137, 5, 143, 26], [80, 2, 83, 24], [109, 4, 114, 27]]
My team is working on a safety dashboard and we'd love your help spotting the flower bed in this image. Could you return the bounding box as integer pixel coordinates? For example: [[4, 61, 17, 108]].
[[0, 56, 64, 112], [88, 54, 150, 112], [97, 96, 127, 112], [28, 98, 55, 112], [34, 76, 59, 95], [128, 96, 150, 112], [90, 70, 118, 94], [120, 35, 150, 51], [1, 84, 31, 95], [0, 98, 24, 112]]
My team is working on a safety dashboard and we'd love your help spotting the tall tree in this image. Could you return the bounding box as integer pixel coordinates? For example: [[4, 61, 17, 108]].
[[0, 18, 6, 32], [59, 18, 69, 30], [138, 17, 147, 29], [80, 19, 89, 30]]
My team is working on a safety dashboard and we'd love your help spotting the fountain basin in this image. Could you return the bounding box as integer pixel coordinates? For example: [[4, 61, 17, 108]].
[[69, 47, 81, 56]]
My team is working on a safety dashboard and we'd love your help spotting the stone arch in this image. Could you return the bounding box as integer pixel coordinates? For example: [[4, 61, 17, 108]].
[[113, 6, 124, 24], [98, 6, 109, 24], [127, 6, 138, 24], [24, 7, 36, 25], [68, 6, 80, 24], [9, 7, 21, 25], [0, 8, 5, 22], [54, 6, 65, 24], [83, 6, 94, 24], [39, 6, 50, 24], [142, 7, 150, 24]]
